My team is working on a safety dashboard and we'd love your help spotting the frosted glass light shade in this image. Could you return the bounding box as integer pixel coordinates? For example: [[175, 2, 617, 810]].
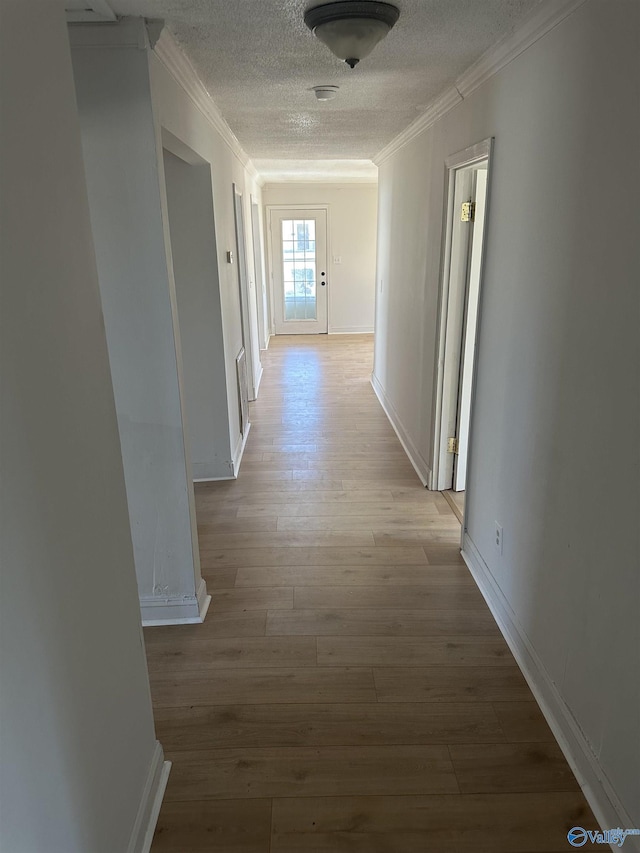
[[305, 2, 400, 68], [314, 18, 390, 65]]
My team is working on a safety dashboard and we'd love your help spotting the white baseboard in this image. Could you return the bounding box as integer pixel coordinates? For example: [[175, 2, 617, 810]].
[[254, 363, 264, 395], [263, 333, 271, 350], [461, 533, 639, 853], [195, 576, 211, 623], [127, 741, 171, 853], [329, 326, 375, 335], [192, 459, 234, 480], [232, 422, 251, 477], [140, 578, 211, 627], [193, 475, 235, 483], [370, 372, 432, 487]]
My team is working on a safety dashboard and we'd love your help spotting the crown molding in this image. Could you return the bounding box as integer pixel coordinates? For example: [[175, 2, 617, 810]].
[[374, 87, 462, 165], [374, 0, 588, 165], [262, 179, 378, 187], [153, 29, 263, 186], [455, 0, 587, 99]]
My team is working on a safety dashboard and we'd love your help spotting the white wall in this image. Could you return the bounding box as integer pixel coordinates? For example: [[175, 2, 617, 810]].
[[373, 0, 639, 836], [70, 22, 207, 626], [149, 43, 265, 465], [0, 3, 163, 850], [263, 183, 378, 334], [163, 149, 233, 480]]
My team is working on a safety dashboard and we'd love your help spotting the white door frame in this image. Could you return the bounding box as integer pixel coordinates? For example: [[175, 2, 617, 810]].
[[430, 139, 494, 523], [250, 196, 269, 350], [232, 184, 260, 400], [266, 204, 331, 335]]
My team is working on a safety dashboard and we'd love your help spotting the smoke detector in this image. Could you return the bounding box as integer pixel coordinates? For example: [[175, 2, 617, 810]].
[[312, 85, 340, 101]]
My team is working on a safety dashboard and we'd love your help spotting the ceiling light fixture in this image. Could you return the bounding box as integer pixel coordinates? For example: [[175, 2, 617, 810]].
[[312, 85, 340, 101], [304, 1, 400, 69]]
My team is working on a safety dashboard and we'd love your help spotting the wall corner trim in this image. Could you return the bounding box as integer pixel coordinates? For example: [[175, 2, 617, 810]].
[[461, 533, 640, 852], [370, 373, 431, 487], [232, 422, 252, 478], [140, 580, 211, 626], [254, 364, 265, 395], [152, 29, 264, 186], [373, 0, 588, 165], [127, 741, 171, 853]]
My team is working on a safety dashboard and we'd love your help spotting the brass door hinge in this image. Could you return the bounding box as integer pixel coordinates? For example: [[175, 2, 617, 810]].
[[447, 437, 460, 454], [461, 201, 475, 222]]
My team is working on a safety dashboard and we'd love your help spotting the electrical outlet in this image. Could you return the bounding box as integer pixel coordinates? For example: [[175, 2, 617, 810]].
[[495, 522, 504, 555], [333, 256, 342, 264]]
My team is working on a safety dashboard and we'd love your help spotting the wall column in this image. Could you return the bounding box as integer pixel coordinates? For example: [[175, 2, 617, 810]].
[[0, 3, 167, 850], [70, 19, 209, 625]]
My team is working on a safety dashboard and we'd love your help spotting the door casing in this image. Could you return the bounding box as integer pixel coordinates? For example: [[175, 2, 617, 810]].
[[430, 138, 494, 533]]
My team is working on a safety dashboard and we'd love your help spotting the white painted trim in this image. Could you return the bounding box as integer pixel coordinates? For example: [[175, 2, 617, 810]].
[[455, 0, 588, 101], [462, 534, 640, 853], [65, 0, 117, 23], [232, 421, 251, 476], [140, 577, 211, 626], [374, 0, 587, 164], [193, 475, 235, 483], [153, 30, 263, 186], [139, 761, 171, 853], [195, 576, 212, 623], [68, 16, 150, 48], [329, 326, 375, 335], [262, 333, 271, 351], [263, 180, 378, 188], [375, 88, 462, 165], [266, 204, 331, 211], [370, 372, 431, 487], [191, 457, 235, 481], [254, 363, 264, 395], [127, 740, 171, 853], [431, 139, 493, 492]]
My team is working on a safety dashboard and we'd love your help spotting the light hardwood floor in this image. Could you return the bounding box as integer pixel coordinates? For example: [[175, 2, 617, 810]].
[[146, 334, 595, 852]]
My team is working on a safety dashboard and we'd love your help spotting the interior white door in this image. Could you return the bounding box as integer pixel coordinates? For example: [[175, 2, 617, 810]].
[[271, 210, 328, 335]]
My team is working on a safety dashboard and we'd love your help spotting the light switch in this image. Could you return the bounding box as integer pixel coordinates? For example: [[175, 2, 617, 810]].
[[227, 250, 234, 264]]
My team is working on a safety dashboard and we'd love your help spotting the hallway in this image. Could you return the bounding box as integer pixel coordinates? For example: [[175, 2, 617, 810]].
[[145, 335, 594, 852]]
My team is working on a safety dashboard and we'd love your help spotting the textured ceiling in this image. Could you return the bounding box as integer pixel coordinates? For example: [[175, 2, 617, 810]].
[[109, 0, 541, 163]]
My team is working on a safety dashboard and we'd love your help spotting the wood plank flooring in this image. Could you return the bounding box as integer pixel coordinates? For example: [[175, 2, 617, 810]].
[[146, 335, 596, 852]]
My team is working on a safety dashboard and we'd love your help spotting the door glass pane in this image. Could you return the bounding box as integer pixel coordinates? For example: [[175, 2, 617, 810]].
[[282, 219, 317, 321]]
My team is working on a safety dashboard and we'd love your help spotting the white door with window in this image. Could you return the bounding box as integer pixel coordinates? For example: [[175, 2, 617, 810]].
[[271, 209, 328, 334]]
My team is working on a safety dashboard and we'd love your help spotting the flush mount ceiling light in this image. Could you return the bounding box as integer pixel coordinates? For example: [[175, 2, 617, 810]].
[[304, 1, 400, 69], [312, 85, 340, 101]]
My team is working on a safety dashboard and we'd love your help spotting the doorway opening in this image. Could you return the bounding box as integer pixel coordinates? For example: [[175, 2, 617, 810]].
[[432, 139, 493, 526], [268, 206, 329, 335], [162, 137, 233, 482]]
